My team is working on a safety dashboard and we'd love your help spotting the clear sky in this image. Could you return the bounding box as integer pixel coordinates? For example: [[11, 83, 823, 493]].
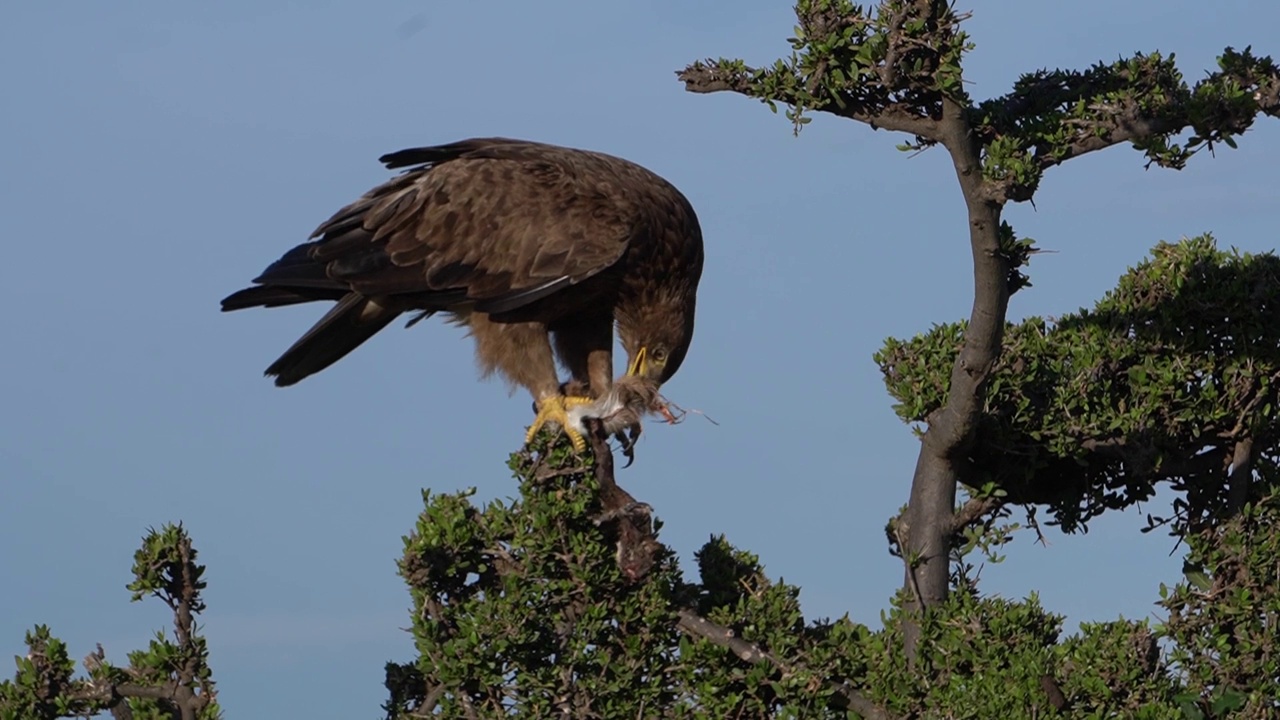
[[2, 2, 1277, 717]]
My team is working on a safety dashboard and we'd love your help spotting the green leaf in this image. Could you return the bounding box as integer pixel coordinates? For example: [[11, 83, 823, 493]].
[[1210, 688, 1247, 713]]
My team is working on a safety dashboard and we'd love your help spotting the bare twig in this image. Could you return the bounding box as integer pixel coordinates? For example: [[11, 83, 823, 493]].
[[877, 5, 911, 88], [1025, 505, 1049, 547], [534, 465, 593, 483], [65, 655, 210, 719]]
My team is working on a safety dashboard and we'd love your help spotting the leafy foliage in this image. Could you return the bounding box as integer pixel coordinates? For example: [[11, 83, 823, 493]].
[[681, 0, 974, 133], [681, 3, 1279, 202], [8, 448, 1257, 719], [878, 236, 1280, 534], [385, 434, 688, 717], [381, 436, 1236, 719], [0, 524, 220, 720], [1162, 489, 1280, 718], [384, 432, 899, 718], [972, 47, 1279, 199]]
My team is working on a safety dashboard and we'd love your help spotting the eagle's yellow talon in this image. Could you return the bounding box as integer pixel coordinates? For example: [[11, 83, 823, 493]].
[[526, 395, 595, 453]]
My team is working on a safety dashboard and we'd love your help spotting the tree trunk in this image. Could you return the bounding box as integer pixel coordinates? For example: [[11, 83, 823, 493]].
[[900, 99, 1011, 661]]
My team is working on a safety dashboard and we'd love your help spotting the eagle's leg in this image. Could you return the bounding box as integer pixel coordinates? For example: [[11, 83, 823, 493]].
[[552, 314, 615, 399]]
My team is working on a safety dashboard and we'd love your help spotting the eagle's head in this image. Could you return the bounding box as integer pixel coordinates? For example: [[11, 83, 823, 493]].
[[617, 289, 697, 385]]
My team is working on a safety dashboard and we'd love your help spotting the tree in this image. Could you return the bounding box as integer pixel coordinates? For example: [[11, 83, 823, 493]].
[[6, 2, 1280, 718], [677, 0, 1280, 662]]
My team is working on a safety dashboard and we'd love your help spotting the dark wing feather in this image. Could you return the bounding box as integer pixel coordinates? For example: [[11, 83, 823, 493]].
[[304, 138, 639, 310], [249, 242, 343, 289], [473, 276, 574, 315], [377, 137, 523, 170]]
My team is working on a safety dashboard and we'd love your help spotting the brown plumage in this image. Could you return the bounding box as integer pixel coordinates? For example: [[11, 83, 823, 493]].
[[221, 137, 704, 450]]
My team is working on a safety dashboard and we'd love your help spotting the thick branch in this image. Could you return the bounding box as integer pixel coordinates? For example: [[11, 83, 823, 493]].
[[406, 683, 447, 717], [174, 541, 199, 720], [1037, 107, 1176, 170], [64, 679, 208, 719], [1079, 435, 1241, 486], [1226, 437, 1254, 516], [674, 609, 896, 720], [587, 420, 659, 581], [949, 496, 1003, 534]]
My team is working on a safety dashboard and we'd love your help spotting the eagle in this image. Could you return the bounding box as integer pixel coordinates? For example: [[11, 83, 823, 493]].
[[221, 138, 705, 451]]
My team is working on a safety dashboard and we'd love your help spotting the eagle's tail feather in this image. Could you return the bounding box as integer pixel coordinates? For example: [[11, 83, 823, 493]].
[[265, 294, 401, 386], [220, 285, 346, 311]]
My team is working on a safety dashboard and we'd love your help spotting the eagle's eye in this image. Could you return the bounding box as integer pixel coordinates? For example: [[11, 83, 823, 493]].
[[651, 347, 669, 363]]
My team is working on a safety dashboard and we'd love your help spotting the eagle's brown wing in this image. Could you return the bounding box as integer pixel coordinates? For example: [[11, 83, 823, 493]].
[[222, 138, 643, 385], [324, 138, 636, 309]]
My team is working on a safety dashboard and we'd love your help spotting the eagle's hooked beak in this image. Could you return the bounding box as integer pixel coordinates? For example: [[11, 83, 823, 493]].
[[627, 347, 648, 377]]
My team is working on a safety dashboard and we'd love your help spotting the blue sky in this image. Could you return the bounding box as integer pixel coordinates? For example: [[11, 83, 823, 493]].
[[2, 2, 1277, 717]]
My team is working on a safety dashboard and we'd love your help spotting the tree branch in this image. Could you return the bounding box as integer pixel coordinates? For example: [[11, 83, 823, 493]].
[[1226, 437, 1254, 516], [674, 608, 897, 720], [949, 496, 1003, 534], [172, 538, 200, 720], [58, 673, 209, 720], [1037, 104, 1175, 169], [587, 420, 659, 581], [410, 683, 447, 716], [677, 61, 941, 137], [980, 49, 1280, 201]]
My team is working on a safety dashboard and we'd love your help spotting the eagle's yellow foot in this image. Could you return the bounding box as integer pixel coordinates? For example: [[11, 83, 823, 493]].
[[526, 394, 595, 453]]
